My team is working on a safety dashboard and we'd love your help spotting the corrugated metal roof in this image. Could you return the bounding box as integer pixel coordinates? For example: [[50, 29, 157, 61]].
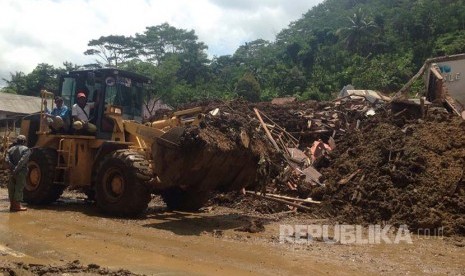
[[0, 93, 42, 115]]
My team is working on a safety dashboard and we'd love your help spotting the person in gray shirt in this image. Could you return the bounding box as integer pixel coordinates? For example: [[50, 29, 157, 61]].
[[5, 135, 31, 212]]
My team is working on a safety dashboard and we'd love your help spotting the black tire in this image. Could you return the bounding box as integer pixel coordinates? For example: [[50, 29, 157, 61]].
[[83, 188, 96, 201], [95, 150, 151, 217], [24, 148, 65, 204], [161, 187, 210, 211]]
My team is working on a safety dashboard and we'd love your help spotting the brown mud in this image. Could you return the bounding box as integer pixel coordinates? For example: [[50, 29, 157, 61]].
[[0, 260, 138, 276], [314, 109, 465, 236], [0, 189, 464, 275]]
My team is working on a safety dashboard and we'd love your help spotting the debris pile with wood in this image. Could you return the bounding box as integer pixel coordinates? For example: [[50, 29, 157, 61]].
[[314, 109, 465, 235], [186, 97, 464, 236], [248, 97, 387, 147], [176, 97, 383, 213]]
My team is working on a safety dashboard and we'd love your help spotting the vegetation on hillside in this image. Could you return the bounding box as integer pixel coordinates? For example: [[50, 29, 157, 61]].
[[2, 0, 465, 107]]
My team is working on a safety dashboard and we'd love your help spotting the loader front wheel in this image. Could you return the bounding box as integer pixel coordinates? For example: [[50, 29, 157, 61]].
[[161, 187, 210, 211], [24, 148, 65, 204], [95, 150, 151, 217]]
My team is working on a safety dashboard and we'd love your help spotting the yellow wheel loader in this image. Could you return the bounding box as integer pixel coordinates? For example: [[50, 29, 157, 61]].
[[18, 69, 257, 216]]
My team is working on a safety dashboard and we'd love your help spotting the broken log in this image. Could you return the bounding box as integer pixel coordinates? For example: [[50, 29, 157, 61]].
[[245, 191, 315, 211], [254, 108, 281, 153], [253, 192, 321, 205]]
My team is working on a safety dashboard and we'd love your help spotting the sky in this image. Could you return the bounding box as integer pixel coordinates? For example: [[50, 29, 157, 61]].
[[0, 0, 324, 86]]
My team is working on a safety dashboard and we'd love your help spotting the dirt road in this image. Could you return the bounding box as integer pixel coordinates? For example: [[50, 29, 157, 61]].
[[0, 188, 464, 275]]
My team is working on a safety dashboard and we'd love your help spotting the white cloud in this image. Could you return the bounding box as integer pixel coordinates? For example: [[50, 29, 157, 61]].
[[0, 0, 323, 86]]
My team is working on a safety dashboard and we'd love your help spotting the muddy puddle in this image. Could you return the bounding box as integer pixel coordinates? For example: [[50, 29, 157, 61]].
[[0, 189, 464, 275]]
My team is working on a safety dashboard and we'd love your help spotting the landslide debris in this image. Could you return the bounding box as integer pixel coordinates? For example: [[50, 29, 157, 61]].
[[169, 97, 378, 194], [315, 109, 465, 236], [183, 99, 465, 236], [1, 97, 464, 236]]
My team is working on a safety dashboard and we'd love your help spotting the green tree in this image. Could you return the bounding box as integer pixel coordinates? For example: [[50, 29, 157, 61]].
[[351, 53, 414, 92], [84, 35, 135, 68], [236, 73, 261, 102], [209, 55, 241, 95], [176, 41, 210, 85], [133, 23, 210, 88], [433, 30, 465, 55], [25, 63, 59, 95], [135, 23, 208, 63], [135, 23, 176, 64], [3, 63, 58, 96], [151, 55, 182, 106], [234, 39, 271, 61], [61, 61, 81, 72]]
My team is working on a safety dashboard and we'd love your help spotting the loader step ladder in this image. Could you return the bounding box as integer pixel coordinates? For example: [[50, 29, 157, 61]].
[[54, 139, 73, 185]]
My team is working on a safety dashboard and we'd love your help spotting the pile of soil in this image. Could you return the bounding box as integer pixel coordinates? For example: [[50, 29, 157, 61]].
[[314, 109, 465, 235], [179, 98, 380, 146], [155, 99, 286, 193], [0, 260, 140, 275]]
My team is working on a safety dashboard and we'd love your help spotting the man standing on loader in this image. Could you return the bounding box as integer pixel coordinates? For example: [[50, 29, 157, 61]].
[[5, 135, 31, 212]]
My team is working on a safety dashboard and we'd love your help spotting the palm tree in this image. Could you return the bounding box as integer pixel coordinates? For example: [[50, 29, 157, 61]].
[[337, 8, 378, 53]]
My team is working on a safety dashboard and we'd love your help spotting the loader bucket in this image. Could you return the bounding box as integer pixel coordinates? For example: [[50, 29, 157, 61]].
[[152, 126, 258, 193]]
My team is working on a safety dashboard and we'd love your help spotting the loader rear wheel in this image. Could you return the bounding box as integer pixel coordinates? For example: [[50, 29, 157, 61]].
[[95, 150, 151, 217], [161, 187, 210, 211], [24, 148, 65, 204]]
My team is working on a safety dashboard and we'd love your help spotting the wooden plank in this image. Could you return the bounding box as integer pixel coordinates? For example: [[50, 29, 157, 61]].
[[254, 108, 281, 153], [245, 191, 315, 211], [430, 66, 443, 80], [252, 191, 322, 204]]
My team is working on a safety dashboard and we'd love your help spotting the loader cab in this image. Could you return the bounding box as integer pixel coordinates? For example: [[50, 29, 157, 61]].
[[58, 69, 151, 140]]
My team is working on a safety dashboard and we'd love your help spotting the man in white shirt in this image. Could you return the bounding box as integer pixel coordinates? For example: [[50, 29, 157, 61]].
[[72, 91, 97, 133]]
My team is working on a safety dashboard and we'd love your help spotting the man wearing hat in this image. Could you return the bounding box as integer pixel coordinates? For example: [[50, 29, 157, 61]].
[[44, 96, 71, 133], [72, 91, 97, 133], [5, 135, 30, 212]]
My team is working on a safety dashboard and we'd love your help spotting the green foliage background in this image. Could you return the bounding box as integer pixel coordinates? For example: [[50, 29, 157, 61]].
[[3, 0, 465, 107]]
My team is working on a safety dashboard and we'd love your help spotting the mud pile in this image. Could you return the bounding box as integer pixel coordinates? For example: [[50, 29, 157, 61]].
[[179, 98, 378, 147], [0, 260, 140, 275], [160, 99, 280, 193], [315, 110, 465, 235]]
